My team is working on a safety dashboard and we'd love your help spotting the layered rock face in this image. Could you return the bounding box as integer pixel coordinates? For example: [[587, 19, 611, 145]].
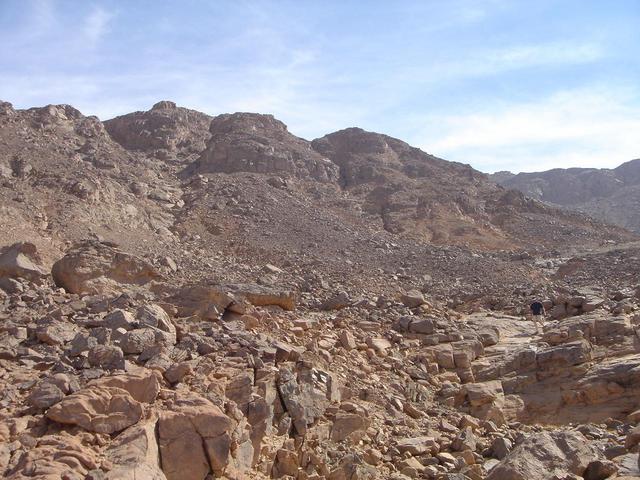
[[186, 112, 340, 182]]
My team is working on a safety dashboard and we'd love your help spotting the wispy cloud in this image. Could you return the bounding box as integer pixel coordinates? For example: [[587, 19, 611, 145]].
[[417, 87, 640, 172], [432, 41, 605, 81], [82, 6, 114, 45]]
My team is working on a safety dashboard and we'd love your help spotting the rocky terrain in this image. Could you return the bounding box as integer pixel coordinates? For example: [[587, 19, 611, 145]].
[[1, 99, 640, 479], [490, 160, 640, 233]]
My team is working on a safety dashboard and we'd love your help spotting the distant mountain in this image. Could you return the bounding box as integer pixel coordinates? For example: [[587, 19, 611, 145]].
[[488, 160, 640, 232]]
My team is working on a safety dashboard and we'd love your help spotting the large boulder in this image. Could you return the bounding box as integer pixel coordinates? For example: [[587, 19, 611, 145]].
[[104, 421, 166, 480], [536, 340, 592, 371], [46, 385, 143, 434], [331, 413, 369, 442], [165, 283, 233, 319], [90, 369, 161, 403], [51, 241, 161, 294], [0, 242, 47, 283], [158, 393, 234, 480], [4, 433, 99, 480], [277, 366, 340, 435], [486, 430, 604, 480], [166, 282, 296, 318], [223, 283, 297, 311]]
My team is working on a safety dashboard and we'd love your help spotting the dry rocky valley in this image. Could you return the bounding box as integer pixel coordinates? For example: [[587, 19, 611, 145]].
[[1, 100, 640, 480]]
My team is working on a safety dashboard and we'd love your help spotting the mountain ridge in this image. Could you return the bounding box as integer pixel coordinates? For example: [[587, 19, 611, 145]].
[[489, 159, 640, 232]]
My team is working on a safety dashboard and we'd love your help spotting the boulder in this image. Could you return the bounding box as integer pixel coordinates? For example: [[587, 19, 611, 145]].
[[104, 421, 166, 480], [158, 393, 234, 480], [46, 385, 143, 434], [90, 369, 160, 403], [88, 344, 125, 370], [4, 433, 99, 479], [223, 283, 297, 311], [400, 290, 426, 308], [486, 430, 604, 480], [536, 340, 592, 371], [0, 242, 47, 283], [331, 413, 369, 442], [51, 240, 161, 294], [320, 291, 351, 311], [464, 381, 503, 407], [277, 366, 340, 435]]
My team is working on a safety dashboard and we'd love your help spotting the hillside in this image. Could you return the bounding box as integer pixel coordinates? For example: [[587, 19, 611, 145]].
[[490, 159, 640, 232], [1, 100, 640, 480]]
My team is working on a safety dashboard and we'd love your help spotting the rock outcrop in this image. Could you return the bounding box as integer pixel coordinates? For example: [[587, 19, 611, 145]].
[[186, 112, 339, 182], [51, 241, 161, 294], [105, 101, 213, 159]]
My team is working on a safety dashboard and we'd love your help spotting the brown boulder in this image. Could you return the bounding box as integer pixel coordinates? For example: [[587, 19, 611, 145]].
[[51, 240, 161, 294], [223, 283, 297, 311], [104, 420, 166, 480], [536, 340, 592, 371], [331, 413, 369, 442], [46, 385, 143, 434], [486, 430, 604, 480], [158, 393, 234, 480], [0, 242, 47, 283], [90, 369, 161, 403], [5, 433, 98, 480]]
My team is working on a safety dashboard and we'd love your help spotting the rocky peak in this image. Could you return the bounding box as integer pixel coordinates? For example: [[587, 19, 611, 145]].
[[31, 104, 84, 121], [104, 101, 212, 157], [312, 127, 478, 188], [184, 112, 340, 182], [209, 112, 289, 138], [0, 101, 15, 116], [151, 100, 178, 110]]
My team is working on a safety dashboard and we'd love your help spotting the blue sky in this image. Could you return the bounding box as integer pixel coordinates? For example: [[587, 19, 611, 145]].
[[1, 0, 639, 173]]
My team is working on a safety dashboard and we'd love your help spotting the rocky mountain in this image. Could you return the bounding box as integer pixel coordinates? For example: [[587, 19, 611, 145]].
[[1, 99, 640, 480], [104, 100, 213, 161], [490, 159, 640, 233]]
